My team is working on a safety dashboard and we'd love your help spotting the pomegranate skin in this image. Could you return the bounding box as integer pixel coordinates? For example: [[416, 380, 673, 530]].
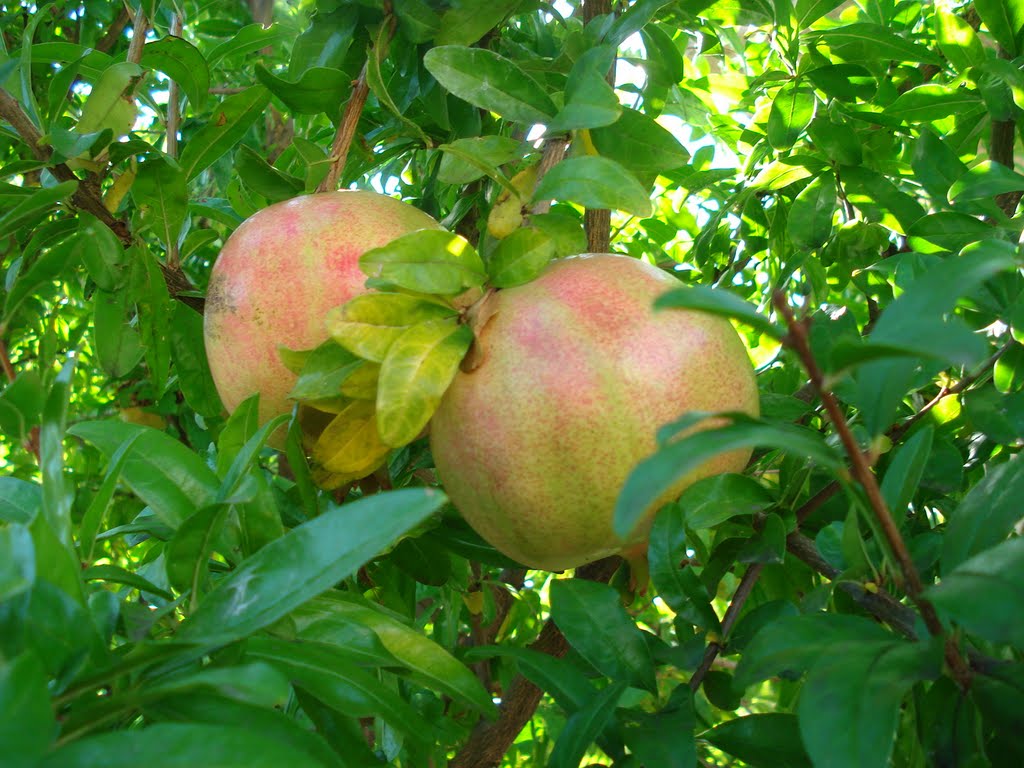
[[429, 254, 759, 571], [203, 191, 441, 431]]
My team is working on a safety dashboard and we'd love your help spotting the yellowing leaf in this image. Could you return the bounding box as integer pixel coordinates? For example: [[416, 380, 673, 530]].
[[360, 230, 487, 295], [76, 62, 142, 138], [312, 399, 390, 477], [340, 362, 381, 400], [326, 293, 458, 363], [377, 319, 473, 447]]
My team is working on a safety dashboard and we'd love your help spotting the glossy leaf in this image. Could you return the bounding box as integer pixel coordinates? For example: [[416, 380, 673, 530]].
[[75, 62, 140, 138], [655, 284, 784, 339], [74, 213, 129, 291], [768, 81, 816, 150], [424, 45, 557, 123], [463, 644, 594, 712], [69, 420, 219, 528], [648, 504, 723, 631], [377, 319, 473, 447], [434, 0, 522, 46], [534, 156, 652, 217], [487, 226, 556, 288], [943, 455, 1024, 570], [207, 24, 288, 68], [326, 292, 457, 364], [886, 84, 983, 123], [809, 24, 941, 64], [546, 46, 621, 132], [0, 180, 78, 235], [705, 713, 812, 768], [935, 11, 986, 73], [550, 579, 657, 692], [254, 65, 351, 116], [616, 415, 840, 538], [438, 136, 522, 184], [788, 173, 836, 249], [360, 230, 487, 296], [0, 525, 34, 602], [548, 681, 627, 768], [179, 86, 271, 181], [177, 488, 446, 645], [0, 478, 40, 524], [141, 36, 209, 109], [311, 399, 390, 478], [296, 594, 496, 715], [289, 342, 363, 402], [0, 653, 56, 767], [880, 427, 933, 525], [132, 156, 187, 251]]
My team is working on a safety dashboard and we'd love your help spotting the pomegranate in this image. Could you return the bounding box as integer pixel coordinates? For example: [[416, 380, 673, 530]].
[[204, 191, 441, 432], [429, 254, 759, 571]]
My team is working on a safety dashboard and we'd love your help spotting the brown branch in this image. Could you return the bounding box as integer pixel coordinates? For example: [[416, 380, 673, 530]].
[[125, 6, 148, 65], [690, 562, 764, 691], [165, 13, 183, 269], [449, 557, 621, 768], [95, 7, 131, 53], [208, 86, 248, 95], [317, 63, 371, 193], [786, 532, 918, 639], [773, 291, 971, 688], [529, 136, 569, 216], [582, 0, 614, 254]]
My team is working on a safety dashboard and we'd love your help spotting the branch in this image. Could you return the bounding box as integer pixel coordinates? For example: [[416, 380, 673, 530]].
[[449, 557, 621, 768], [529, 136, 569, 216], [0, 339, 40, 461], [125, 5, 148, 65], [690, 562, 764, 691], [95, 6, 131, 54], [165, 13, 183, 269], [582, 0, 614, 253], [317, 63, 371, 193], [773, 291, 971, 688]]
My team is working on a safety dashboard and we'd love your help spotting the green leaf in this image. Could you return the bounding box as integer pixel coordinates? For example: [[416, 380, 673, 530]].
[[974, 0, 1024, 56], [620, 684, 696, 767], [177, 488, 446, 645], [438, 136, 522, 184], [886, 84, 983, 123], [616, 415, 840, 538], [809, 23, 942, 64], [326, 292, 458, 363], [487, 226, 556, 288], [546, 46, 621, 132], [881, 427, 933, 525], [141, 36, 209, 109], [548, 681, 628, 768], [841, 165, 926, 234], [93, 287, 145, 378], [39, 723, 328, 768], [179, 86, 271, 181], [655, 285, 784, 340], [360, 230, 487, 296], [246, 637, 434, 746], [207, 24, 289, 68], [0, 478, 40, 525], [377, 320, 473, 447], [943, 455, 1024, 571], [798, 642, 939, 768], [424, 46, 557, 124], [296, 593, 496, 715], [366, 25, 432, 146], [254, 65, 351, 116], [550, 579, 657, 692], [70, 213, 127, 292], [289, 342, 363, 402], [534, 156, 652, 217], [81, 564, 173, 600], [435, 0, 522, 45], [234, 145, 304, 203], [75, 62, 141, 138], [589, 107, 690, 174], [949, 160, 1024, 203], [929, 537, 1024, 649], [606, 0, 676, 45], [647, 504, 723, 631], [40, 356, 75, 550], [69, 421, 219, 528], [463, 645, 595, 712], [165, 503, 231, 595], [170, 303, 224, 418], [0, 653, 57, 767], [0, 525, 34, 602], [680, 473, 774, 529], [934, 12, 986, 74], [788, 173, 836, 249], [905, 212, 995, 253], [768, 81, 816, 150], [0, 180, 78, 235], [132, 155, 187, 251], [705, 713, 812, 768], [2, 237, 78, 323], [78, 432, 141, 561], [795, 0, 843, 28], [393, 0, 441, 42]]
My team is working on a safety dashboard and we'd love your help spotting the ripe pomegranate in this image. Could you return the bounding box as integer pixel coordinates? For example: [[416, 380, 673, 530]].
[[429, 254, 759, 571], [204, 191, 441, 432]]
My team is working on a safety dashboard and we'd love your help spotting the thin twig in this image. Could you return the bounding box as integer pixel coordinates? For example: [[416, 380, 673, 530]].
[[582, 0, 614, 253], [208, 86, 248, 95], [0, 338, 40, 461], [95, 6, 131, 53], [690, 562, 764, 691], [529, 136, 569, 215], [773, 291, 971, 688]]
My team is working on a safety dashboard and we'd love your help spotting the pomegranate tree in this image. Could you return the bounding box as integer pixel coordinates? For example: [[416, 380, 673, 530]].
[[203, 190, 441, 431], [430, 254, 759, 571]]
